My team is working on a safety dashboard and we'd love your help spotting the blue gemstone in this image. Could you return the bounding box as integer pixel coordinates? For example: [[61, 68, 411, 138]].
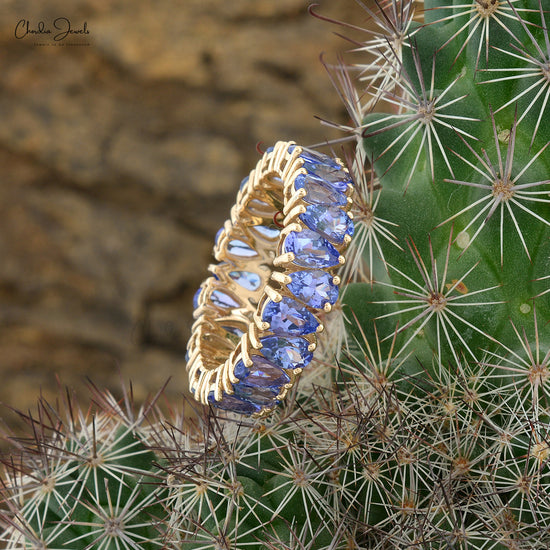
[[235, 357, 290, 388], [287, 270, 339, 309], [215, 227, 224, 246], [284, 229, 341, 268], [262, 296, 319, 335], [294, 173, 347, 206], [229, 271, 262, 291], [234, 384, 280, 407], [300, 205, 354, 245], [260, 336, 313, 370], [192, 287, 202, 309], [211, 290, 240, 309], [208, 391, 261, 415], [232, 356, 289, 407], [299, 148, 342, 170], [240, 176, 249, 190], [227, 239, 258, 258], [252, 225, 280, 240]]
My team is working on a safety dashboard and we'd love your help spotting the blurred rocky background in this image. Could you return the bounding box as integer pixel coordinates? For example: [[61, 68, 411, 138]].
[[0, 0, 366, 434]]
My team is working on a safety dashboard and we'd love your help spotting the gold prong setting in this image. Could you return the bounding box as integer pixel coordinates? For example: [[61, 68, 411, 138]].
[[186, 141, 355, 416]]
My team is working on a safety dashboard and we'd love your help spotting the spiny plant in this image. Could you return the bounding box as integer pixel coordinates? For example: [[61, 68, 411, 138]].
[[1, 0, 549, 548]]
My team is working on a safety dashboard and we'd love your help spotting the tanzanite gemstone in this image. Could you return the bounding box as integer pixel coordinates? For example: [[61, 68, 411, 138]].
[[233, 384, 280, 407], [260, 336, 313, 370], [252, 225, 280, 240], [227, 239, 258, 258], [294, 173, 347, 206], [233, 357, 289, 406], [211, 290, 241, 309], [240, 176, 249, 190], [208, 391, 261, 415], [192, 287, 202, 309], [299, 147, 342, 171], [299, 205, 354, 245], [284, 229, 341, 268], [234, 357, 289, 388], [287, 270, 339, 309], [229, 270, 262, 291], [262, 296, 319, 335]]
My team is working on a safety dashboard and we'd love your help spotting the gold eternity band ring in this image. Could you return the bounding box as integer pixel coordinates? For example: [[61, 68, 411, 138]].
[[186, 141, 355, 417]]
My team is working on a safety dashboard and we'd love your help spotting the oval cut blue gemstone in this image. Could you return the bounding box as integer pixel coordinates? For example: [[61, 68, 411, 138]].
[[260, 336, 313, 370], [233, 384, 280, 407], [208, 391, 261, 415], [294, 173, 347, 206], [300, 205, 354, 245], [192, 287, 202, 309], [234, 357, 289, 388], [252, 225, 280, 240], [262, 296, 319, 335], [299, 148, 341, 171], [229, 270, 262, 291], [227, 239, 258, 258], [211, 289, 240, 309], [233, 356, 288, 407], [284, 229, 340, 268], [287, 270, 339, 309]]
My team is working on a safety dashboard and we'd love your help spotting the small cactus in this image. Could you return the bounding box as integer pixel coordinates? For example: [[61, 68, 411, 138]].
[[1, 1, 549, 548]]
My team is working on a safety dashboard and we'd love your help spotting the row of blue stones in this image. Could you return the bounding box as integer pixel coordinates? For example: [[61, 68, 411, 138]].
[[196, 145, 354, 415]]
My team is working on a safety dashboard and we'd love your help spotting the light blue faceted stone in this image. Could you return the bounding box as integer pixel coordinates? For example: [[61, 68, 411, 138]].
[[253, 225, 280, 240], [192, 287, 202, 309], [234, 357, 290, 389], [233, 356, 289, 407], [299, 204, 354, 245], [229, 270, 262, 291], [299, 147, 341, 171], [287, 270, 339, 309], [294, 173, 347, 206], [233, 384, 280, 407], [208, 391, 261, 415], [260, 336, 313, 370], [298, 149, 352, 192], [240, 176, 249, 190], [283, 229, 340, 268], [262, 296, 319, 335], [227, 239, 258, 258], [211, 290, 240, 309], [310, 166, 351, 191]]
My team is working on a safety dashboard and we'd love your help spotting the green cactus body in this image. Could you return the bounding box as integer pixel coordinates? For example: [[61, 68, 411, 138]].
[[338, 0, 550, 546], [2, 1, 550, 549], [1, 394, 168, 549]]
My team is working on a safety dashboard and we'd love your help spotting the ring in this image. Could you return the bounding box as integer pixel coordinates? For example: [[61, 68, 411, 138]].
[[186, 141, 354, 417]]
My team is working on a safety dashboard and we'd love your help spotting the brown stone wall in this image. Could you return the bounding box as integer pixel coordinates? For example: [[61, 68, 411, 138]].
[[0, 0, 364, 426]]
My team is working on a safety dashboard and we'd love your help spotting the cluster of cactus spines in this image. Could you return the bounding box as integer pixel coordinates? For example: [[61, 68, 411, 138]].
[[0, 383, 170, 549], [2, 0, 550, 548]]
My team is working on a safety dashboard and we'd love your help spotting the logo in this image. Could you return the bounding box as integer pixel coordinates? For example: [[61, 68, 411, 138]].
[[15, 18, 90, 45]]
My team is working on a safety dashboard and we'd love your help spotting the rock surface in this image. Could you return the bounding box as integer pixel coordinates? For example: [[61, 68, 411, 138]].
[[0, 0, 364, 433]]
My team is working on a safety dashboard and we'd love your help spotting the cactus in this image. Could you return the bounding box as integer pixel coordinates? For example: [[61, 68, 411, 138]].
[[1, 0, 549, 548]]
